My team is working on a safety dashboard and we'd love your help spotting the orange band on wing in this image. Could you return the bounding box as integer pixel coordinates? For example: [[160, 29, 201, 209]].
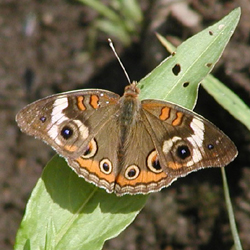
[[90, 95, 99, 109], [159, 107, 171, 121], [116, 170, 168, 186], [167, 161, 183, 170], [77, 96, 86, 111], [76, 157, 115, 183], [172, 112, 183, 126]]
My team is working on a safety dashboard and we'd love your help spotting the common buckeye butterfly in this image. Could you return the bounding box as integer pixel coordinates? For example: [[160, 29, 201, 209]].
[[16, 80, 237, 195]]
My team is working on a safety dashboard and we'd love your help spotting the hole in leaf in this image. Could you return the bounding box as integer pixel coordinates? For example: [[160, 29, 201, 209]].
[[172, 64, 181, 76]]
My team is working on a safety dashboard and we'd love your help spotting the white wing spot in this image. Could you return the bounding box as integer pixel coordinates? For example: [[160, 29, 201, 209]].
[[190, 118, 204, 147], [162, 136, 182, 154], [48, 97, 69, 145], [186, 117, 205, 166], [186, 137, 203, 166], [73, 120, 89, 140], [51, 97, 69, 125]]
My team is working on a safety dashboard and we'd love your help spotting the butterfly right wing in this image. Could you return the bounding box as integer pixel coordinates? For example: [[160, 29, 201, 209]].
[[16, 89, 120, 159]]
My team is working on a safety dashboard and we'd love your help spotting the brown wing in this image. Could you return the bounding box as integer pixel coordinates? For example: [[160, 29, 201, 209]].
[[16, 89, 120, 159], [141, 100, 238, 177]]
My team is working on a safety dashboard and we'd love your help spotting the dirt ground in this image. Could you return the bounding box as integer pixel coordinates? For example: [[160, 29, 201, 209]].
[[1, 1, 250, 249]]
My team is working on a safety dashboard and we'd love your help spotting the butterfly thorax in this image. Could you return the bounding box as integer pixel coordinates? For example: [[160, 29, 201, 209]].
[[120, 82, 141, 125]]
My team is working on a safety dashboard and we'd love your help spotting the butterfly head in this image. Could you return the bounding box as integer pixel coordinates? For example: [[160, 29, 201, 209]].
[[124, 81, 140, 98]]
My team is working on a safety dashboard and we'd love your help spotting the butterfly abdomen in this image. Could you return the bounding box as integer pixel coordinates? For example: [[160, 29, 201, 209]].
[[117, 89, 142, 161]]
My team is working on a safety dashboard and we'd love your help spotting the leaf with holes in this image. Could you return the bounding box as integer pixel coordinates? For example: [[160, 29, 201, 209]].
[[138, 7, 240, 110]]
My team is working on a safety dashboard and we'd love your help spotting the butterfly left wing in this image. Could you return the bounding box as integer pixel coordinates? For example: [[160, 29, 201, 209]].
[[141, 100, 238, 177]]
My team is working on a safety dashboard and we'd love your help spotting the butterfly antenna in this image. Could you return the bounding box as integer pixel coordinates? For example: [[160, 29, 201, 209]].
[[108, 38, 131, 84]]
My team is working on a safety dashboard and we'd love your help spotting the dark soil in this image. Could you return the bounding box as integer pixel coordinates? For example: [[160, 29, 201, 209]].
[[1, 1, 250, 249]]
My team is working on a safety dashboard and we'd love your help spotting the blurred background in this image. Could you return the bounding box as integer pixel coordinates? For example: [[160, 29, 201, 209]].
[[1, 0, 250, 249]]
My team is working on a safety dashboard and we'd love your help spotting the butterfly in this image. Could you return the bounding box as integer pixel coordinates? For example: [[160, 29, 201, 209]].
[[16, 80, 237, 196]]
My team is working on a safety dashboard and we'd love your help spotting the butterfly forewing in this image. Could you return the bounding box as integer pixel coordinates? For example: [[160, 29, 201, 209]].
[[16, 89, 120, 159], [142, 100, 237, 177]]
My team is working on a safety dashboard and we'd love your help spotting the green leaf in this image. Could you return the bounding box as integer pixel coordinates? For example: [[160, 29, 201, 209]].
[[78, 0, 121, 23], [154, 9, 250, 132], [78, 0, 142, 46], [138, 7, 241, 110], [221, 168, 243, 250], [202, 74, 250, 131], [94, 19, 131, 46], [15, 156, 148, 250], [111, 0, 143, 30]]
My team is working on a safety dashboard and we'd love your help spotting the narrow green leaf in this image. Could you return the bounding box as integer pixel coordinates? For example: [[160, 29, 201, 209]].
[[202, 75, 250, 131], [94, 19, 131, 46], [15, 156, 148, 250], [221, 168, 243, 250], [138, 8, 241, 110], [113, 0, 143, 29], [78, 0, 142, 46], [78, 0, 121, 23]]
